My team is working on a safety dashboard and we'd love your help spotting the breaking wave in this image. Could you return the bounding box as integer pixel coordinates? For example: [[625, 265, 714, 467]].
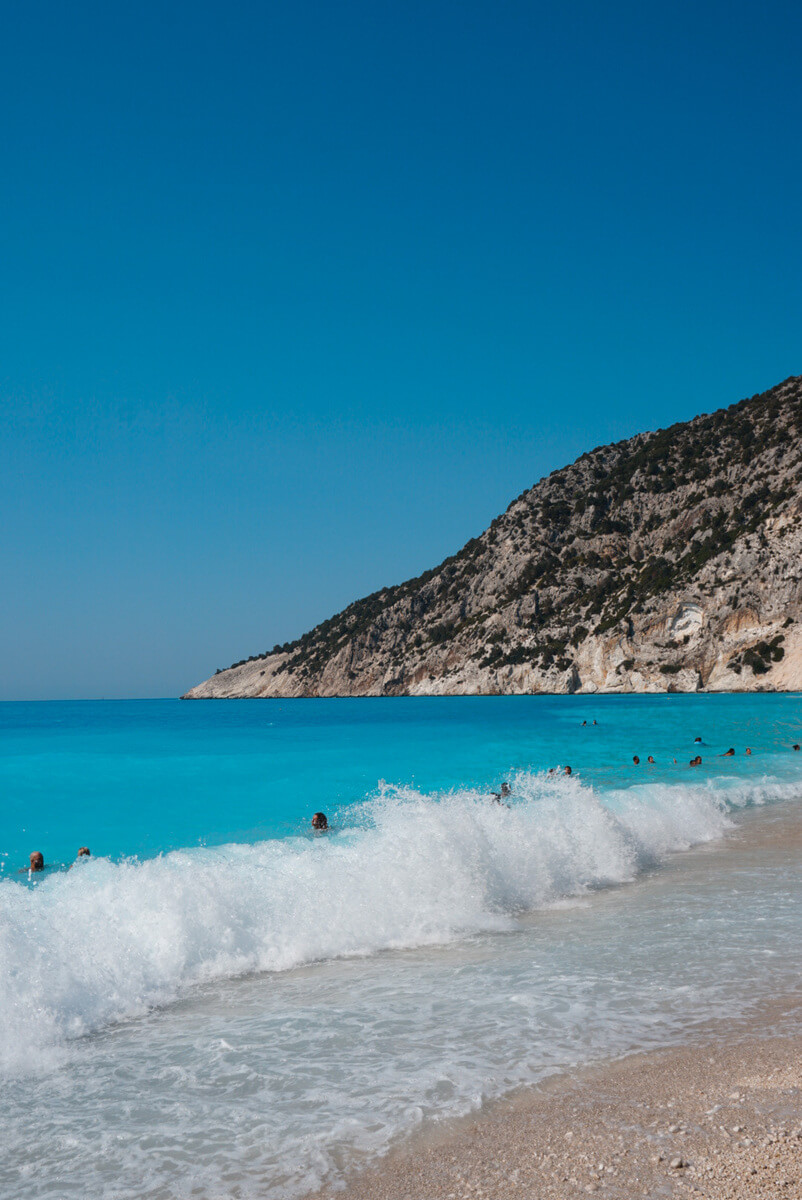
[[1, 770, 798, 1075]]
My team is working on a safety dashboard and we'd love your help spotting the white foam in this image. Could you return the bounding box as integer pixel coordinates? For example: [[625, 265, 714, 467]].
[[0, 771, 798, 1076]]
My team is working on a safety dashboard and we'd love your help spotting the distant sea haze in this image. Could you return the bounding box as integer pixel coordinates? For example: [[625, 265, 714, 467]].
[[1, 694, 802, 1197]]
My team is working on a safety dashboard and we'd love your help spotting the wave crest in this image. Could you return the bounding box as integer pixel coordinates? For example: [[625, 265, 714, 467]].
[[0, 770, 795, 1074]]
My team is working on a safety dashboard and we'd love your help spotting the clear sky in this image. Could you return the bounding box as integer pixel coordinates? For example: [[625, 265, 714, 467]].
[[2, 0, 800, 699]]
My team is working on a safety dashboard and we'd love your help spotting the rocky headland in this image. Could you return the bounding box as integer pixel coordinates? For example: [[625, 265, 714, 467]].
[[184, 375, 802, 698]]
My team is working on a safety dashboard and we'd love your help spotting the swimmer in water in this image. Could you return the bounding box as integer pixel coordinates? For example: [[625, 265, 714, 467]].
[[311, 812, 328, 831], [77, 846, 90, 857], [633, 755, 640, 765], [647, 755, 655, 764], [793, 744, 800, 752], [721, 748, 735, 756], [689, 755, 702, 767], [564, 765, 572, 775], [745, 747, 752, 755], [491, 781, 512, 807], [694, 737, 702, 744], [19, 851, 45, 874], [581, 720, 587, 726]]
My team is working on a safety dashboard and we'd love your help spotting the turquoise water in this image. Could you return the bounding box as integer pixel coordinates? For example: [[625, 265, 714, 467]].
[[2, 695, 802, 1199], [3, 694, 801, 872]]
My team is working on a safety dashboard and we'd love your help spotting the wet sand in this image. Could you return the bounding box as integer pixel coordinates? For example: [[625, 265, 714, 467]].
[[309, 1010, 802, 1200]]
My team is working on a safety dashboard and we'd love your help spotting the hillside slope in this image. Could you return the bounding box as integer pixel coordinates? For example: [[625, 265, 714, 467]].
[[184, 375, 802, 698]]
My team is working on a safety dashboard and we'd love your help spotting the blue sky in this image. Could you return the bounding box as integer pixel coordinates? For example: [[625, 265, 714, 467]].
[[2, 0, 801, 699]]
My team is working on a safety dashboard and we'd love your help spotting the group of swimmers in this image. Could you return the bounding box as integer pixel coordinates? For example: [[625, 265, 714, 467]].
[[631, 741, 800, 767], [507, 733, 801, 797], [309, 738, 801, 828], [22, 740, 802, 866], [20, 847, 90, 875]]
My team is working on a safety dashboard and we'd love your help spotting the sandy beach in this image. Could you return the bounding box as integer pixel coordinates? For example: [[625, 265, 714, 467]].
[[310, 1007, 802, 1200]]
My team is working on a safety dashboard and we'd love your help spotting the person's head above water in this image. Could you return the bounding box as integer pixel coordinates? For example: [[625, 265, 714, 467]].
[[77, 847, 91, 857], [723, 748, 735, 757], [500, 782, 511, 797], [793, 744, 800, 752], [745, 747, 752, 755], [694, 737, 702, 743], [564, 765, 572, 775], [647, 755, 655, 764], [311, 812, 328, 830], [29, 852, 44, 872], [633, 756, 640, 765]]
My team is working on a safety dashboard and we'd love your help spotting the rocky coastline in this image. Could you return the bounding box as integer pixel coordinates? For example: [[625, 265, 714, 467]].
[[185, 375, 802, 699]]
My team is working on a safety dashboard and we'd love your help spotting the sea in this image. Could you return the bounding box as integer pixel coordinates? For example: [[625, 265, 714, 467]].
[[2, 694, 802, 1199]]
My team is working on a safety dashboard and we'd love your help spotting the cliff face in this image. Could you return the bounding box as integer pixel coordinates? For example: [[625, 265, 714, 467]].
[[184, 375, 802, 699]]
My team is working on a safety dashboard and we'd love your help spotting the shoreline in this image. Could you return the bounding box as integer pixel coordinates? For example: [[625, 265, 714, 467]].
[[181, 687, 802, 699], [308, 1000, 802, 1200]]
